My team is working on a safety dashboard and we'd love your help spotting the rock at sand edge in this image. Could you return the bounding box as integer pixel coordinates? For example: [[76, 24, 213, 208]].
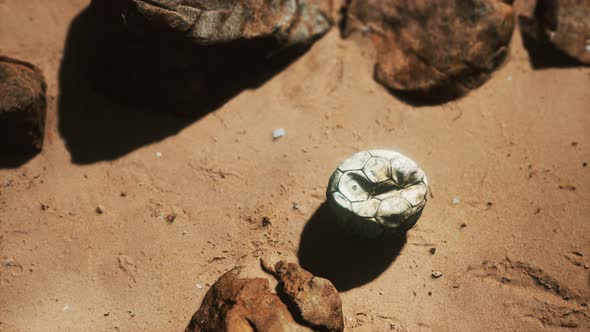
[[185, 261, 344, 332], [519, 0, 590, 66], [344, 0, 516, 102], [0, 56, 47, 154]]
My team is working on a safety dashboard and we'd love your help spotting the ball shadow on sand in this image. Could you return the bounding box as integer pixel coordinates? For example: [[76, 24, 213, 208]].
[[58, 1, 310, 164], [297, 202, 407, 292]]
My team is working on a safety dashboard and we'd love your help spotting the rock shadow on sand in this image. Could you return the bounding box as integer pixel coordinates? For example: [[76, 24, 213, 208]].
[[297, 202, 406, 292], [0, 151, 39, 169], [58, 1, 318, 164]]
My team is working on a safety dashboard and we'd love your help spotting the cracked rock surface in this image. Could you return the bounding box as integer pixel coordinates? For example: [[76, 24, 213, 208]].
[[122, 0, 333, 49], [0, 56, 47, 153], [344, 0, 515, 101], [186, 261, 343, 332], [519, 0, 590, 65], [270, 260, 344, 332]]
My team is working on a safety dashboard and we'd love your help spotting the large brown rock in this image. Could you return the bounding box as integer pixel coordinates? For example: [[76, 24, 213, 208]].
[[344, 0, 515, 102], [186, 261, 344, 332], [0, 56, 47, 153], [269, 261, 344, 332], [185, 268, 310, 332], [122, 0, 334, 49], [519, 0, 590, 66]]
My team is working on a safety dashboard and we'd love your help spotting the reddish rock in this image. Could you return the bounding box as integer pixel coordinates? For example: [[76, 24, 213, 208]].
[[271, 261, 344, 332], [344, 0, 515, 101], [0, 56, 47, 153], [186, 262, 344, 332], [519, 0, 590, 65], [185, 268, 310, 332]]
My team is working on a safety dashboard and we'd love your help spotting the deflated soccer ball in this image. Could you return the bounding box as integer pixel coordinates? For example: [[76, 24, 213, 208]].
[[326, 150, 428, 238]]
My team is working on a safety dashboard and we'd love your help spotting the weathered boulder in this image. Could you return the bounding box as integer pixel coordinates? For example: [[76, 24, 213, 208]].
[[344, 0, 515, 102], [186, 261, 344, 332], [121, 0, 334, 49], [0, 56, 47, 153], [185, 268, 310, 332], [267, 260, 344, 332], [519, 0, 590, 66]]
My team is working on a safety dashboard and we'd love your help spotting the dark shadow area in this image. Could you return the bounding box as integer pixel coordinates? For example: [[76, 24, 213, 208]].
[[519, 21, 585, 69], [297, 202, 407, 292], [517, 1, 585, 69], [59, 1, 310, 164], [0, 151, 38, 169], [337, 0, 351, 37], [386, 85, 466, 107]]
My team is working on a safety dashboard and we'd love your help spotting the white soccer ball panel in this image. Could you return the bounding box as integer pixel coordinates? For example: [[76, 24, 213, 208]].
[[337, 151, 371, 171], [376, 196, 412, 227], [400, 183, 427, 207], [368, 150, 402, 160], [403, 168, 426, 186], [351, 198, 381, 218], [372, 179, 402, 201], [362, 157, 391, 183], [338, 170, 371, 202], [391, 157, 419, 185], [327, 169, 343, 194]]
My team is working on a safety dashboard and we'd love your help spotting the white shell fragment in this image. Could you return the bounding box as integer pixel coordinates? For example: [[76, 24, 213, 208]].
[[272, 128, 286, 140], [326, 150, 428, 238]]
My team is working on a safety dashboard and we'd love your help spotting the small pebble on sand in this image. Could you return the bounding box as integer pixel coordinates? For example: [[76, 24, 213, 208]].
[[166, 214, 176, 223], [96, 205, 105, 214], [272, 128, 286, 140], [432, 271, 443, 278]]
